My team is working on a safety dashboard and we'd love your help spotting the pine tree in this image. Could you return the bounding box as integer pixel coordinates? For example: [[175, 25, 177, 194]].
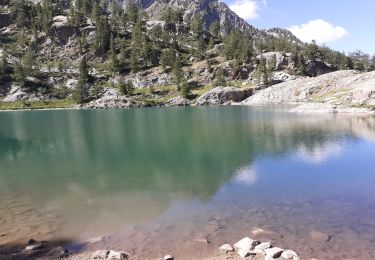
[[73, 56, 89, 103], [92, 1, 101, 24], [41, 0, 53, 33], [11, 0, 29, 28], [95, 14, 110, 54], [268, 54, 277, 72], [160, 48, 175, 70], [127, 2, 139, 24], [255, 55, 269, 86], [194, 36, 205, 61], [180, 81, 191, 98], [109, 34, 119, 73], [209, 21, 220, 37], [141, 35, 151, 67], [0, 50, 8, 80], [23, 48, 35, 76], [191, 14, 203, 38], [208, 36, 215, 49], [12, 63, 26, 86], [172, 59, 183, 90], [213, 68, 226, 87]]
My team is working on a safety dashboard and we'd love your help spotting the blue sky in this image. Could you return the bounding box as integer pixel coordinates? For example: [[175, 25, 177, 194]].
[[223, 0, 375, 55]]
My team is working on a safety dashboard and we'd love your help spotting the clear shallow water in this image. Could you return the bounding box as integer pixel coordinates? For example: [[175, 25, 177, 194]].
[[0, 107, 375, 259]]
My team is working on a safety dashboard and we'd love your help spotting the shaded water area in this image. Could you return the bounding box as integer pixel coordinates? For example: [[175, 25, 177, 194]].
[[0, 106, 375, 259]]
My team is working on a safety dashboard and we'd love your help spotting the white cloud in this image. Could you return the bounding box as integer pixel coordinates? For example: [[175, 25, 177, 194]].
[[229, 0, 260, 20], [296, 141, 342, 165], [232, 165, 257, 186], [289, 19, 349, 44]]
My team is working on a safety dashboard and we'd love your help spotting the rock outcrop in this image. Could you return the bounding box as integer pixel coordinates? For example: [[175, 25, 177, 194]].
[[243, 70, 375, 112], [165, 96, 191, 107], [83, 88, 149, 109], [196, 86, 253, 105]]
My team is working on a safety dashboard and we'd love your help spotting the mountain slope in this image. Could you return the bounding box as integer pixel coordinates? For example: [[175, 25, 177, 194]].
[[122, 0, 296, 41]]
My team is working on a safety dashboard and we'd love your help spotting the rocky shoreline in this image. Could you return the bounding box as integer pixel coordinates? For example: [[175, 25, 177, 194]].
[[1, 70, 374, 114], [4, 236, 302, 260]]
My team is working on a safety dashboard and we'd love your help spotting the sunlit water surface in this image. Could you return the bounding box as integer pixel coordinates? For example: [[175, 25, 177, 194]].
[[0, 107, 375, 259]]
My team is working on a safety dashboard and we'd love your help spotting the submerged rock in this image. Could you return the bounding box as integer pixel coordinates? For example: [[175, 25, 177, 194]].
[[233, 237, 260, 257], [219, 244, 235, 253], [310, 231, 331, 242], [254, 241, 272, 252], [25, 242, 46, 251], [107, 250, 128, 260], [164, 255, 174, 260], [46, 246, 69, 258], [265, 247, 284, 258], [281, 250, 300, 260], [89, 250, 109, 259]]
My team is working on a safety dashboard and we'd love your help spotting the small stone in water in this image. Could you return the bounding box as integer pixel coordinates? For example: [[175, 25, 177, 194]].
[[281, 250, 300, 260], [89, 250, 109, 259], [107, 250, 128, 260], [310, 231, 331, 242], [25, 242, 45, 251], [219, 244, 234, 253], [164, 255, 174, 260], [233, 237, 259, 252], [46, 246, 69, 258], [28, 239, 36, 245], [265, 247, 284, 258], [255, 241, 272, 252]]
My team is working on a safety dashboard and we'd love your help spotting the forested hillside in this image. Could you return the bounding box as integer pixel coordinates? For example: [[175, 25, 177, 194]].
[[0, 0, 374, 109]]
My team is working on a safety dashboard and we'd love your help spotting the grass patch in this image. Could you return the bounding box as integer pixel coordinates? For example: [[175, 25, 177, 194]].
[[0, 99, 76, 110]]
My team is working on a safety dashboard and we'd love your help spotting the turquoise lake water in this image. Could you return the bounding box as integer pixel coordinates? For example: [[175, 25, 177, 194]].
[[0, 107, 374, 259]]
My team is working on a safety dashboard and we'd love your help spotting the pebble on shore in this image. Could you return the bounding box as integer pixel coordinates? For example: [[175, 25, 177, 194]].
[[220, 237, 301, 260]]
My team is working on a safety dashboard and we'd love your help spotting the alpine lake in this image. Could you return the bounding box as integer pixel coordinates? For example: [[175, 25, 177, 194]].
[[0, 106, 375, 259]]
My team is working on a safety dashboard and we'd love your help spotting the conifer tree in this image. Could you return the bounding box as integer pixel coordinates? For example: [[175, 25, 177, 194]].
[[191, 14, 203, 38], [180, 81, 191, 98], [74, 56, 89, 103], [0, 50, 8, 80], [12, 63, 26, 86], [92, 1, 101, 24], [213, 68, 226, 87], [109, 34, 119, 73], [172, 59, 183, 90], [209, 21, 220, 37]]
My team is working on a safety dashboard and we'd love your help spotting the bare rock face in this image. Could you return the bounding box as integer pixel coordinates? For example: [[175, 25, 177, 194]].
[[258, 52, 290, 71], [2, 86, 28, 102], [271, 71, 296, 84], [196, 87, 253, 105], [51, 16, 76, 45], [243, 70, 375, 112], [165, 96, 191, 107], [83, 88, 149, 109]]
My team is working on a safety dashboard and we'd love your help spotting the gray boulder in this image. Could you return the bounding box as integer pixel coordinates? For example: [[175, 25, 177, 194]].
[[165, 96, 191, 107], [196, 87, 253, 105]]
